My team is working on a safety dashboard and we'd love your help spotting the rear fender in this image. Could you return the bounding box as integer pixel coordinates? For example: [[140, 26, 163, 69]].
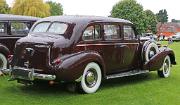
[[55, 51, 105, 82], [143, 48, 176, 71]]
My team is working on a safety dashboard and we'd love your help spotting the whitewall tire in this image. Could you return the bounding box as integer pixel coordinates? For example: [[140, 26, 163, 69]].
[[145, 42, 159, 62], [79, 62, 102, 94], [158, 55, 171, 78], [0, 53, 7, 75]]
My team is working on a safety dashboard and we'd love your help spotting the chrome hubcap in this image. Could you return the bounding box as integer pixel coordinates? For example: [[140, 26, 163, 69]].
[[149, 51, 155, 58], [149, 48, 156, 59], [85, 69, 97, 88]]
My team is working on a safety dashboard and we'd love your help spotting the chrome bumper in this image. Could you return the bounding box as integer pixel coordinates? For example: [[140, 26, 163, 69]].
[[1, 67, 56, 81]]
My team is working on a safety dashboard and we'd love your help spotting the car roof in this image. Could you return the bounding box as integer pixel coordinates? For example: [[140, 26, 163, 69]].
[[0, 14, 40, 21], [37, 15, 132, 24]]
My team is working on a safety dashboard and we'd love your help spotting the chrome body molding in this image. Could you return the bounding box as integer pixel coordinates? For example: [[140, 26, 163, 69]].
[[76, 43, 139, 47], [106, 70, 149, 79]]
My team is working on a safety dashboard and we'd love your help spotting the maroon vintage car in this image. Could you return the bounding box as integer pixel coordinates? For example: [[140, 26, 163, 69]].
[[0, 14, 39, 73], [2, 16, 176, 94]]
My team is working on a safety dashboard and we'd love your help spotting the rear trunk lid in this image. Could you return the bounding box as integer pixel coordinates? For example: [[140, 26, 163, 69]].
[[12, 34, 70, 73]]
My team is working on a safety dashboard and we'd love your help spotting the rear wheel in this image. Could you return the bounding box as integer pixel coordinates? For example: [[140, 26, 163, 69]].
[[158, 55, 171, 78], [0, 53, 7, 76], [79, 62, 102, 94]]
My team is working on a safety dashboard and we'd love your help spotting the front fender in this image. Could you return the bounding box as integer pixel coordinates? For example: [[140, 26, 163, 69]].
[[143, 47, 176, 71], [55, 51, 105, 82]]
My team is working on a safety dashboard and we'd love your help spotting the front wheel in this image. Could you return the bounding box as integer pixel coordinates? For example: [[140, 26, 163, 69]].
[[158, 55, 171, 78], [79, 62, 102, 94]]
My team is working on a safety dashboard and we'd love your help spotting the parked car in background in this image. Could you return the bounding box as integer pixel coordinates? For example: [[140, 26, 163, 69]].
[[172, 32, 180, 41], [2, 16, 176, 94], [140, 33, 157, 41], [0, 14, 39, 72]]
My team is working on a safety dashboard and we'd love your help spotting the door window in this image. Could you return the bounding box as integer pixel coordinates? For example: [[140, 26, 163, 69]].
[[82, 25, 101, 41], [0, 23, 6, 34], [104, 25, 120, 40], [123, 25, 135, 39], [11, 22, 29, 36]]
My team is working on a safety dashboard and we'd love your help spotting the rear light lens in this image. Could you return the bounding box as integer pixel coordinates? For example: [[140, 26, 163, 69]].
[[8, 55, 13, 62], [52, 57, 62, 65]]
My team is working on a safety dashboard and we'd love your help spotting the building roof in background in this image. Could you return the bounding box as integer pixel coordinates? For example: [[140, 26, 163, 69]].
[[157, 22, 180, 32]]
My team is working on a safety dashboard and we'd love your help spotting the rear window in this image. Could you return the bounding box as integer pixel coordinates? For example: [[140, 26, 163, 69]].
[[32, 22, 68, 34]]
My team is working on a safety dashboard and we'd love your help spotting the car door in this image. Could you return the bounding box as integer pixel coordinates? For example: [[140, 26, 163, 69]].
[[101, 24, 124, 74], [120, 25, 140, 70], [76, 24, 102, 54]]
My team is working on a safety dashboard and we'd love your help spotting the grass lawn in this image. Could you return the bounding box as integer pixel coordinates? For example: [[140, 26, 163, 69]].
[[0, 41, 180, 105]]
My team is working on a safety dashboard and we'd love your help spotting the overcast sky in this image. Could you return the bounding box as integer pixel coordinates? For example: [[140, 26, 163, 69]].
[[6, 0, 179, 21]]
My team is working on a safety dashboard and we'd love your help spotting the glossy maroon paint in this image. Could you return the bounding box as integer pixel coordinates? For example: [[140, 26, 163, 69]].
[[143, 47, 176, 71], [11, 16, 176, 82]]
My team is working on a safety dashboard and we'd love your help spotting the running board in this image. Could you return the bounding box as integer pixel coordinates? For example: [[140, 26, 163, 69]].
[[106, 70, 149, 79]]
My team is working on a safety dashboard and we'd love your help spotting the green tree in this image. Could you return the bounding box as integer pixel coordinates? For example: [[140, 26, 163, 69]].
[[46, 1, 63, 16], [144, 10, 157, 33], [111, 0, 147, 33], [156, 9, 168, 23], [0, 0, 10, 13], [156, 9, 168, 34], [11, 0, 50, 17]]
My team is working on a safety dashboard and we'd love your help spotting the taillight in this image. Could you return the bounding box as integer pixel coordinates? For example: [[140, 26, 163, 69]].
[[52, 57, 62, 65], [8, 55, 13, 62]]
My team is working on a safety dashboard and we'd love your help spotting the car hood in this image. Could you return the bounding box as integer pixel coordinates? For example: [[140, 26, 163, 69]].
[[16, 33, 70, 48]]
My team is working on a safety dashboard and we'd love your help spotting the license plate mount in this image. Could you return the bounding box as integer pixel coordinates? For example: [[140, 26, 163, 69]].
[[11, 68, 33, 80]]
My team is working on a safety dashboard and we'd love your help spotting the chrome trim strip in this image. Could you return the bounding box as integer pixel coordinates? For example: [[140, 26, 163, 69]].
[[77, 43, 139, 47], [106, 70, 149, 79], [33, 73, 56, 81]]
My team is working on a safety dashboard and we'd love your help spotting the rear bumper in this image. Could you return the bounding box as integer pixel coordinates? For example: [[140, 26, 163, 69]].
[[1, 67, 56, 81]]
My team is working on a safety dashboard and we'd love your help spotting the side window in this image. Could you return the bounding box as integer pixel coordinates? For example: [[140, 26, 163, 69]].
[[11, 22, 29, 36], [123, 25, 135, 39], [104, 25, 120, 40], [0, 23, 6, 34], [82, 25, 101, 41]]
